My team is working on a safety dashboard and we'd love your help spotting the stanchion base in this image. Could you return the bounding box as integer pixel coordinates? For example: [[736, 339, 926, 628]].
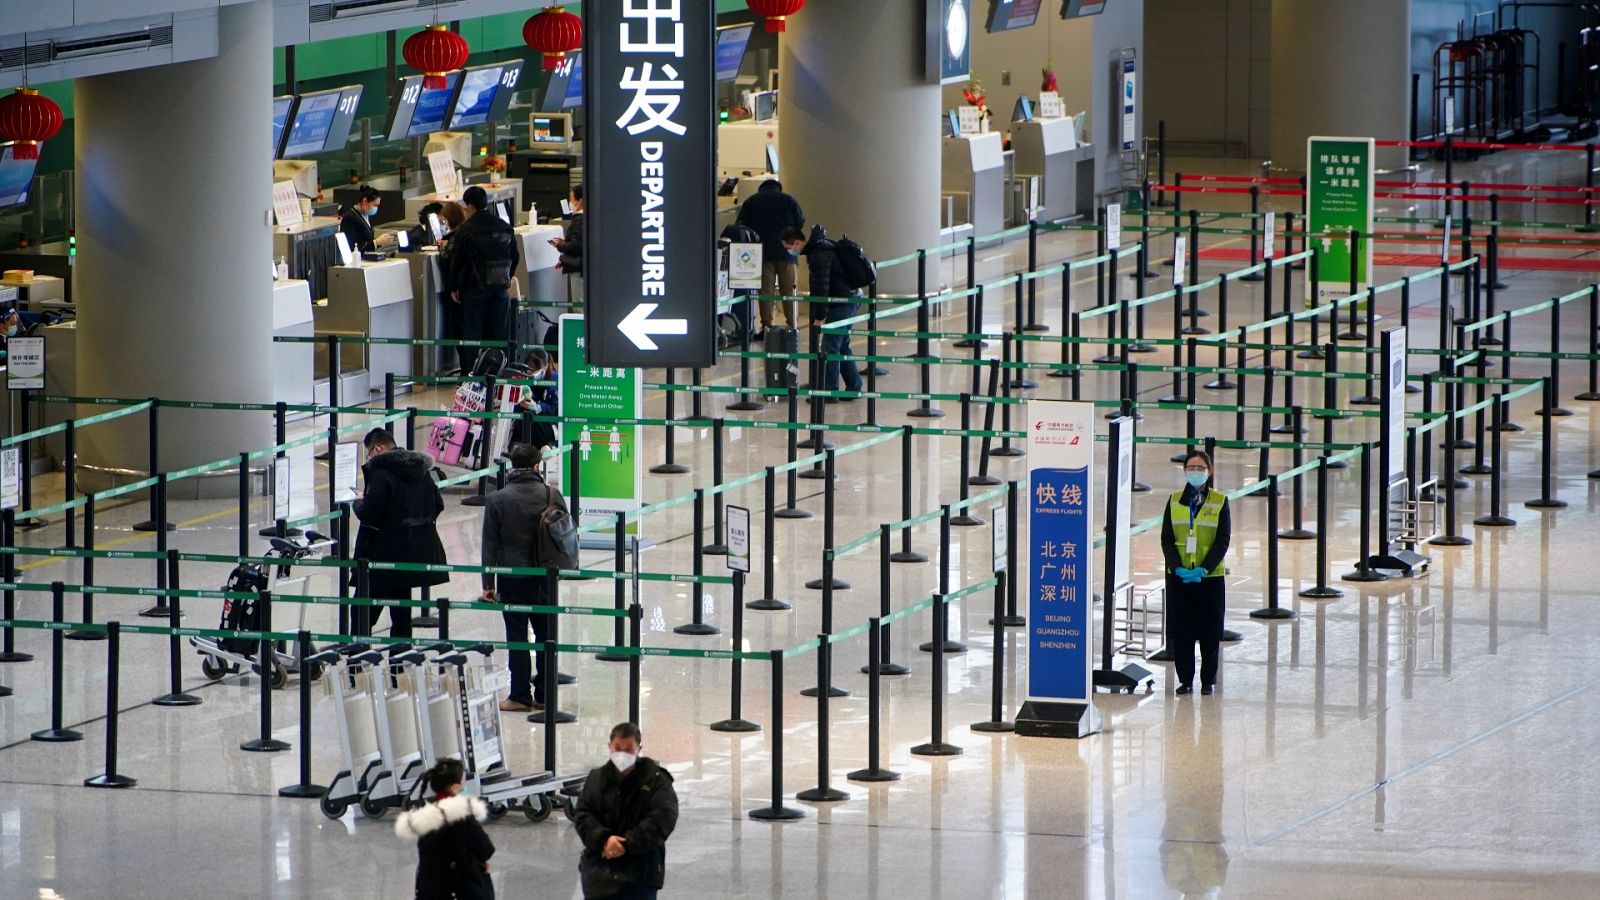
[[918, 640, 968, 654], [152, 692, 202, 707], [1341, 569, 1389, 583], [1131, 481, 1152, 493], [709, 718, 762, 733], [773, 508, 813, 520], [650, 464, 690, 474], [411, 615, 441, 630], [1007, 379, 1039, 390], [1535, 408, 1574, 418], [749, 804, 806, 821], [1428, 535, 1473, 547], [460, 495, 488, 508], [1221, 629, 1244, 643], [1180, 325, 1212, 336], [796, 439, 836, 451], [748, 599, 793, 611], [558, 672, 576, 685], [0, 685, 8, 697], [1458, 464, 1493, 475], [279, 783, 328, 798], [131, 520, 177, 533], [803, 578, 850, 591], [1278, 528, 1316, 540], [1046, 370, 1073, 379], [970, 720, 1015, 733], [1405, 384, 1422, 394], [1159, 394, 1192, 405], [1473, 515, 1516, 527], [594, 653, 633, 663], [0, 651, 35, 663], [1094, 664, 1154, 693], [848, 767, 902, 783], [1350, 396, 1381, 406], [31, 728, 82, 743], [1299, 586, 1344, 600], [799, 685, 851, 698], [1147, 647, 1173, 661], [1489, 421, 1524, 433], [1525, 498, 1569, 510], [890, 551, 929, 564], [1239, 273, 1264, 283], [796, 469, 832, 481], [702, 544, 730, 556], [1446, 439, 1476, 450], [1203, 380, 1237, 391], [526, 709, 579, 724], [1575, 392, 1600, 402], [15, 516, 46, 530], [991, 447, 1026, 458], [1022, 323, 1051, 333], [65, 630, 108, 642], [84, 774, 137, 789], [910, 742, 964, 758], [967, 475, 1003, 486], [1327, 459, 1350, 470], [952, 339, 989, 349], [1336, 332, 1367, 342], [950, 515, 985, 527], [727, 400, 766, 412], [1591, 469, 1600, 480], [1296, 350, 1325, 360], [1127, 344, 1158, 354], [1249, 607, 1297, 620], [863, 662, 912, 676], [1268, 424, 1305, 435], [995, 615, 1026, 627], [240, 738, 290, 753], [138, 605, 180, 619], [797, 786, 849, 802], [673, 623, 723, 636], [907, 407, 945, 418], [1092, 354, 1121, 364]]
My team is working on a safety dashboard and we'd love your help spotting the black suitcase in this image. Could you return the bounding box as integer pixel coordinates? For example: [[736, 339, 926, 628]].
[[764, 326, 799, 396]]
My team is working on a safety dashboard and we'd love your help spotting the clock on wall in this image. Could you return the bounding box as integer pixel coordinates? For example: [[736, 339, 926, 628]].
[[934, 0, 972, 84]]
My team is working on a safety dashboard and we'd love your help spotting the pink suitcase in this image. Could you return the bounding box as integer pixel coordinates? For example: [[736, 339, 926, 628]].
[[426, 416, 479, 467]]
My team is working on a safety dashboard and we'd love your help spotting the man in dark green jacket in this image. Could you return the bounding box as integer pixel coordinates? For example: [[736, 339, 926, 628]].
[[573, 723, 679, 899]]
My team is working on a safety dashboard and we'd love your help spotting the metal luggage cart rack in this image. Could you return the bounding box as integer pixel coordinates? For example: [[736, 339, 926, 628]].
[[1113, 581, 1165, 660]]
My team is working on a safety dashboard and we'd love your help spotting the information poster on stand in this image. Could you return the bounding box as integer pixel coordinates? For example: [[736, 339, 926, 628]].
[[1018, 399, 1099, 737], [1, 447, 19, 511], [333, 442, 360, 504], [6, 336, 43, 390], [428, 150, 458, 196], [560, 315, 642, 534], [1306, 136, 1375, 305], [728, 243, 762, 290]]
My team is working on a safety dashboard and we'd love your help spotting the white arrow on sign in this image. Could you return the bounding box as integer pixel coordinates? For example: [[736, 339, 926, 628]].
[[618, 303, 688, 351]]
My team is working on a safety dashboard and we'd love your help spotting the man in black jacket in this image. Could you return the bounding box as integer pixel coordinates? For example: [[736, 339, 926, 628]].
[[353, 428, 450, 637], [479, 442, 565, 712], [573, 723, 678, 900], [446, 185, 520, 365], [735, 179, 805, 337], [783, 224, 862, 396]]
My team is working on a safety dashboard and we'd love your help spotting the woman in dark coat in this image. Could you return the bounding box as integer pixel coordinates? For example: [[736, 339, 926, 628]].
[[352, 428, 449, 637], [395, 759, 495, 900]]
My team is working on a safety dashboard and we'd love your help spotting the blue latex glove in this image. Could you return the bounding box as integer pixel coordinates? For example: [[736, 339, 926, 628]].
[[1177, 566, 1204, 583]]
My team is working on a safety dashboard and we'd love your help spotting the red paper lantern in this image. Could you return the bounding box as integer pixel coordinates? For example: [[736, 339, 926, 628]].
[[523, 6, 583, 71], [403, 24, 469, 90], [748, 0, 805, 32], [0, 88, 62, 161]]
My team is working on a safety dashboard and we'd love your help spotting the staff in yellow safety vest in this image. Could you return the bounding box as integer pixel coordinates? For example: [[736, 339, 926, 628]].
[[1160, 449, 1232, 696]]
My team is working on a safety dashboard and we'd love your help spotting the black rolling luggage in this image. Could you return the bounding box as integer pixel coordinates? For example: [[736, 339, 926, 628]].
[[764, 326, 799, 396]]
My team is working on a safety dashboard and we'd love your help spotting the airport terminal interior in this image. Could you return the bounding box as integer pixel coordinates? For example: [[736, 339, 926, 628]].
[[3, 1, 1600, 897]]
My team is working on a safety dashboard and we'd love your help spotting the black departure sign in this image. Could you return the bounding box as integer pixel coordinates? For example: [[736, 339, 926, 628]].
[[584, 0, 716, 369]]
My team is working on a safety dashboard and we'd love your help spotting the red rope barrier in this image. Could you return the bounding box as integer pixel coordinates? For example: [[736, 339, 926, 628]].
[[1177, 173, 1301, 186], [1150, 184, 1304, 197]]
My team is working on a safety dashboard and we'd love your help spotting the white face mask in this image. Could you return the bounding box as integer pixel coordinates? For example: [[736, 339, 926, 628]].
[[609, 751, 637, 771]]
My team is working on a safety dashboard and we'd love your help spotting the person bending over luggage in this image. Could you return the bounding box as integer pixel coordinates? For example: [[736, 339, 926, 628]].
[[353, 428, 449, 638], [573, 723, 679, 900], [395, 758, 495, 900], [480, 442, 567, 712], [782, 224, 862, 398], [446, 185, 521, 374]]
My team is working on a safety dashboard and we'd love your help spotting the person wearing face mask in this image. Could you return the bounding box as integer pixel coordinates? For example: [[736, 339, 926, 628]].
[[1160, 450, 1232, 696], [352, 428, 449, 638], [394, 758, 495, 900], [338, 185, 397, 254], [573, 723, 679, 900]]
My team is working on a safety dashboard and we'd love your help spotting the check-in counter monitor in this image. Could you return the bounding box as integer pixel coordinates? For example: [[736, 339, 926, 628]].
[[942, 132, 1006, 238], [1012, 118, 1095, 222], [319, 258, 412, 396], [272, 278, 315, 410]]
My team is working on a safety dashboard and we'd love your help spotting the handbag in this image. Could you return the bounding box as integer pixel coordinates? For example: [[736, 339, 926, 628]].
[[578, 855, 628, 898]]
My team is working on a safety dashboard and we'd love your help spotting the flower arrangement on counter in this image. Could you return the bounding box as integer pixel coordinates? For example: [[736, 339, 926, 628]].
[[482, 155, 506, 180]]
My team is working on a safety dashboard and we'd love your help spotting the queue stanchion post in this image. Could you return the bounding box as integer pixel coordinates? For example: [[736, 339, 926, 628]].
[[1578, 284, 1600, 401], [804, 449, 849, 592], [1205, 278, 1233, 389], [971, 568, 1015, 733], [951, 396, 986, 526], [910, 593, 963, 758], [1430, 383, 1473, 547], [1240, 186, 1264, 281], [1299, 456, 1344, 599], [1280, 408, 1315, 539], [971, 360, 1005, 484], [528, 565, 577, 726], [956, 237, 980, 350], [1337, 233, 1365, 341], [909, 250, 944, 418], [31, 583, 84, 742], [595, 511, 633, 661], [0, 509, 33, 662], [16, 389, 42, 529], [1009, 281, 1038, 387], [867, 524, 912, 676], [336, 502, 352, 636], [132, 399, 174, 533], [750, 468, 793, 611], [703, 419, 729, 555], [461, 377, 497, 508], [848, 616, 901, 782], [153, 549, 201, 707], [1184, 210, 1209, 321], [1491, 314, 1523, 432], [890, 426, 928, 565], [83, 621, 136, 789], [651, 369, 689, 474], [749, 650, 805, 821], [278, 629, 327, 798], [1025, 221, 1048, 331], [1250, 475, 1296, 620], [673, 489, 721, 636], [628, 594, 643, 725], [1475, 396, 1517, 527], [1342, 444, 1387, 583], [1461, 360, 1493, 475], [1070, 310, 1085, 400], [729, 294, 764, 411], [867, 281, 889, 380], [1129, 244, 1155, 353], [67, 494, 108, 642], [1299, 251, 1326, 360], [775, 391, 811, 520], [796, 635, 848, 803], [1537, 298, 1573, 418], [1000, 480, 1025, 626], [240, 590, 289, 752], [1526, 376, 1569, 510], [710, 570, 760, 733], [920, 507, 968, 653], [237, 452, 250, 559], [1048, 261, 1076, 379]]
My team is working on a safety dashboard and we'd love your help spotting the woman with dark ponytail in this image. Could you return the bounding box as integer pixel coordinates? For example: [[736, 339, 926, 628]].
[[395, 759, 496, 899]]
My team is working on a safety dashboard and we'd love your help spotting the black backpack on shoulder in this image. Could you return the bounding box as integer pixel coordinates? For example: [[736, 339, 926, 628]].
[[833, 235, 877, 291]]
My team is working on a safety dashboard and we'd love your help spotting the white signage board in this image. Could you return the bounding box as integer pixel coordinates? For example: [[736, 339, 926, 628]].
[[6, 336, 44, 390], [333, 442, 360, 504], [1039, 91, 1065, 120], [728, 243, 763, 291], [1173, 235, 1189, 288], [428, 149, 459, 196], [1263, 211, 1276, 259], [957, 105, 983, 135], [993, 504, 1008, 572], [272, 456, 292, 522], [1112, 419, 1133, 590], [727, 505, 751, 573], [1106, 203, 1123, 251], [272, 181, 304, 228], [1, 447, 19, 511], [1383, 327, 1408, 485]]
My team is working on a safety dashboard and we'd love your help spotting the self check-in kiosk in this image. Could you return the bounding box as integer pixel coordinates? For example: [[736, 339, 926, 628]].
[[942, 131, 1006, 238], [317, 257, 412, 398], [1011, 116, 1095, 222]]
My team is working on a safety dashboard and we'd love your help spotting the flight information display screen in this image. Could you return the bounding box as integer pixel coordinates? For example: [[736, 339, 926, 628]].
[[716, 25, 753, 82], [409, 73, 460, 136], [987, 0, 1043, 31], [281, 90, 340, 158], [450, 65, 504, 129], [0, 145, 38, 208], [272, 95, 295, 157]]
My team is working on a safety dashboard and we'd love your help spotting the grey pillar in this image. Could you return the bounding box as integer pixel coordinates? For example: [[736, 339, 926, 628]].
[[1270, 0, 1410, 171], [779, 0, 939, 294], [75, 0, 275, 473]]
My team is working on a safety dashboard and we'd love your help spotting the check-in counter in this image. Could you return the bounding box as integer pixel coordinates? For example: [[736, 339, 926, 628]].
[[319, 258, 412, 396], [942, 132, 1006, 239], [1, 274, 68, 311], [405, 181, 523, 225], [515, 223, 569, 347], [402, 248, 448, 377], [0, 243, 74, 302], [1012, 119, 1095, 221], [273, 218, 340, 301], [39, 319, 78, 466], [272, 278, 315, 411], [332, 175, 432, 227]]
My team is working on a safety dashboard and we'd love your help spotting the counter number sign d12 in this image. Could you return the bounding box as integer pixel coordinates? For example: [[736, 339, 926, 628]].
[[584, 0, 717, 369]]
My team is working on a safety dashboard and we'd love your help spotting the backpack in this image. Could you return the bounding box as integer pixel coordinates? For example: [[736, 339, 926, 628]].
[[834, 235, 877, 290], [534, 481, 579, 571]]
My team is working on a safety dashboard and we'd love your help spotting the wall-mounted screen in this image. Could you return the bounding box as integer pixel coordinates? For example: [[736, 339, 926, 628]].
[[0, 144, 39, 209], [540, 55, 576, 112], [562, 51, 584, 109], [753, 90, 777, 122], [716, 24, 754, 82], [450, 64, 505, 129], [1062, 0, 1107, 18], [281, 89, 341, 158], [988, 0, 1043, 31], [320, 84, 364, 154], [272, 95, 295, 158], [384, 72, 463, 142], [530, 113, 571, 146]]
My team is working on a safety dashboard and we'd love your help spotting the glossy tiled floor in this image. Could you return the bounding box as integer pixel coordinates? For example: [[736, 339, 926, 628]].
[[4, 152, 1600, 898]]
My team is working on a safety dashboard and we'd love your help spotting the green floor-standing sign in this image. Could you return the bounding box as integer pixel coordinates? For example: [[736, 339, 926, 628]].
[[1305, 136, 1375, 306], [560, 315, 642, 534]]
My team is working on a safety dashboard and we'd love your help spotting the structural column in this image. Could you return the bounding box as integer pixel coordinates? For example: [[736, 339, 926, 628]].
[[779, 0, 940, 294], [73, 0, 275, 473]]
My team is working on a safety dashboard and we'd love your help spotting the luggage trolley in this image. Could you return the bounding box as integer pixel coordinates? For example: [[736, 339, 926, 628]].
[[190, 531, 335, 688], [311, 644, 386, 820], [355, 645, 432, 818]]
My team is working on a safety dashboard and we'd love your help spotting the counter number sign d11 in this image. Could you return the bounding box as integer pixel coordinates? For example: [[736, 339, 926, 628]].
[[584, 0, 716, 369]]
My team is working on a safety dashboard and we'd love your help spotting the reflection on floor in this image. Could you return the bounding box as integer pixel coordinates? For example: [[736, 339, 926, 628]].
[[4, 153, 1600, 898]]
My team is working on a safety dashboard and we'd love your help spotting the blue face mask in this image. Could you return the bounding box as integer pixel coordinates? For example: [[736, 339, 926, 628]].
[[364, 206, 378, 218], [1186, 472, 1209, 490]]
